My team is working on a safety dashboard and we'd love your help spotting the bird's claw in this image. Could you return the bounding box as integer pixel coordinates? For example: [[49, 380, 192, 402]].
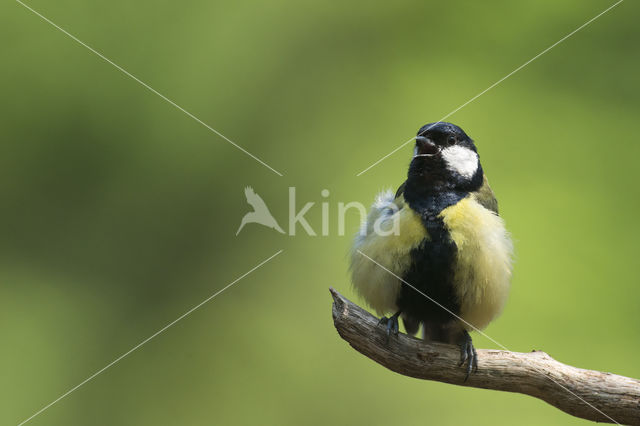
[[378, 312, 401, 343], [457, 331, 478, 382]]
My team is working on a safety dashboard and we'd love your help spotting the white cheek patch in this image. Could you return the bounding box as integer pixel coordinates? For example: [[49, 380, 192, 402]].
[[441, 146, 478, 179]]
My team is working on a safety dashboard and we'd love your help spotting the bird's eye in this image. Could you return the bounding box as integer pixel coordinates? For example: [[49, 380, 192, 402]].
[[446, 136, 456, 145]]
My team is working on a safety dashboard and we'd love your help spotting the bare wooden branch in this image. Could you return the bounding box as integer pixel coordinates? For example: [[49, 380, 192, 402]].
[[330, 288, 640, 425]]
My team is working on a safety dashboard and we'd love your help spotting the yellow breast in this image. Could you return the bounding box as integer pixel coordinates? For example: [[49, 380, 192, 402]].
[[440, 196, 513, 330], [350, 191, 427, 315]]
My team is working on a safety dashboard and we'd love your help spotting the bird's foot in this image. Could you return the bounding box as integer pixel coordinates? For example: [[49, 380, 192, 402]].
[[378, 311, 401, 343], [457, 330, 478, 382]]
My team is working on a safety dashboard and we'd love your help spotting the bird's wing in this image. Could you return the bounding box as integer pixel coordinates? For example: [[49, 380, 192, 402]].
[[473, 175, 499, 214], [244, 186, 270, 212], [350, 185, 424, 315], [355, 188, 403, 237]]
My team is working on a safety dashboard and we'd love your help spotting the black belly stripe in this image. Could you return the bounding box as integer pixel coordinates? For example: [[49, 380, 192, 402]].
[[396, 215, 460, 324], [397, 187, 468, 325]]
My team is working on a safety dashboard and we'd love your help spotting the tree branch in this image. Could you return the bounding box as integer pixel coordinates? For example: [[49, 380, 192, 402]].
[[330, 288, 640, 425]]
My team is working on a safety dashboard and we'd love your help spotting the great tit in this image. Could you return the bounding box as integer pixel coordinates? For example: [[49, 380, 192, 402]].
[[350, 122, 513, 378]]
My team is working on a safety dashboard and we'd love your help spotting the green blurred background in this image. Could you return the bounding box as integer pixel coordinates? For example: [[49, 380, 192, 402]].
[[1, 0, 638, 424]]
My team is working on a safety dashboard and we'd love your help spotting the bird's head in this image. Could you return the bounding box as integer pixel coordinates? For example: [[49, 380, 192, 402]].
[[408, 122, 483, 192]]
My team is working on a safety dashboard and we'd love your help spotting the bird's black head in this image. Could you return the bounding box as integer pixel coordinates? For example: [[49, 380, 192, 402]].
[[408, 122, 483, 192]]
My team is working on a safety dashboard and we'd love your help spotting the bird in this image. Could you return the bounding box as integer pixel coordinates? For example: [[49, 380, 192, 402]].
[[350, 122, 513, 379], [236, 186, 285, 235]]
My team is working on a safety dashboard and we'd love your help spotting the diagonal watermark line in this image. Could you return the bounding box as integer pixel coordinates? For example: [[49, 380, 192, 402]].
[[356, 0, 624, 177], [16, 0, 284, 177], [356, 249, 620, 425], [18, 249, 284, 426]]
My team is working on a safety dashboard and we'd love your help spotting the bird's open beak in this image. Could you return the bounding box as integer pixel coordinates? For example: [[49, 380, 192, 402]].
[[414, 136, 440, 157]]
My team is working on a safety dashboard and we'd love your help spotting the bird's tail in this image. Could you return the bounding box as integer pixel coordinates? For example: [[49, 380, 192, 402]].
[[236, 217, 248, 235], [402, 315, 420, 336], [272, 222, 285, 234]]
